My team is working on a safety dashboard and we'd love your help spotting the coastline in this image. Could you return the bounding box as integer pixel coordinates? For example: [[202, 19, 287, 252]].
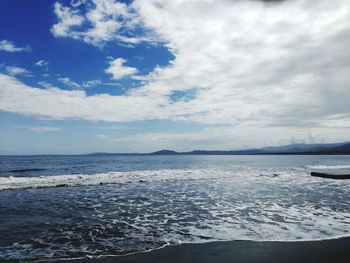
[[48, 237, 350, 263]]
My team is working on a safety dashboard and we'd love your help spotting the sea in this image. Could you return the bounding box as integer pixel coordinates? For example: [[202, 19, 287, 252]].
[[0, 155, 350, 261]]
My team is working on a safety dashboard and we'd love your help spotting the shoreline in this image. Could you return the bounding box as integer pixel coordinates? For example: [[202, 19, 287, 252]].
[[44, 237, 350, 263]]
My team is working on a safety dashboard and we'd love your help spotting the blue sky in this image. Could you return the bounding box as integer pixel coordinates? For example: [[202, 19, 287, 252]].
[[0, 0, 349, 154]]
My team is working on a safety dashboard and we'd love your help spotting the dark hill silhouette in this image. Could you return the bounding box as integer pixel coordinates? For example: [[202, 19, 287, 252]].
[[84, 142, 350, 156], [148, 142, 350, 155]]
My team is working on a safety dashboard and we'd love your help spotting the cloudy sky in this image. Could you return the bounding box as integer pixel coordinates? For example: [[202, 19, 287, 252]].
[[0, 0, 349, 154]]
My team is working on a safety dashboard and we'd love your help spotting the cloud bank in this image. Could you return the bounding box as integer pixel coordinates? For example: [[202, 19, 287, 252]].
[[1, 0, 350, 147]]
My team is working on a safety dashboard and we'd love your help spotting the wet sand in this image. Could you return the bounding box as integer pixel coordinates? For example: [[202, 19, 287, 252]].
[[55, 237, 350, 263]]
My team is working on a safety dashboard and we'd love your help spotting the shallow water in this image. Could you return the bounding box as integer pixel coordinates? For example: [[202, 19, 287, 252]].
[[0, 155, 350, 261]]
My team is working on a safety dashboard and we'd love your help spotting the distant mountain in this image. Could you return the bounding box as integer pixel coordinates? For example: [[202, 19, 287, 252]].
[[148, 149, 266, 155], [84, 142, 350, 156], [86, 152, 139, 156], [149, 150, 179, 155], [332, 142, 350, 153], [260, 142, 346, 153], [305, 142, 350, 154], [148, 142, 350, 155], [183, 149, 266, 155], [86, 152, 116, 156]]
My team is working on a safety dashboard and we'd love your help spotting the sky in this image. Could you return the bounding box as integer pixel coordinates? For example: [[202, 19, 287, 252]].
[[0, 0, 349, 154]]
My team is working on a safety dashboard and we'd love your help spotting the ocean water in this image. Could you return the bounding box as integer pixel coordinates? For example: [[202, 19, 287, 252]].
[[0, 155, 350, 261]]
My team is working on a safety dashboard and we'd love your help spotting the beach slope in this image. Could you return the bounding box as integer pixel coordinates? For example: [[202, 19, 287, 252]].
[[56, 237, 350, 263]]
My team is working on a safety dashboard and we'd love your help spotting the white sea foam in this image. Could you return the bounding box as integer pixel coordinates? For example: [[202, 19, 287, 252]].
[[1, 165, 350, 261], [307, 164, 350, 169], [1, 166, 345, 191], [0, 169, 237, 191]]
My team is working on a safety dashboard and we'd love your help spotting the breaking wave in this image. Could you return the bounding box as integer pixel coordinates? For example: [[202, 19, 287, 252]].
[[0, 169, 237, 191], [1, 156, 350, 261], [306, 164, 350, 170]]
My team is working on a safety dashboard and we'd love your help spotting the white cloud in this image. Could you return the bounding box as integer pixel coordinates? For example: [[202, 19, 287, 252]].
[[0, 40, 31, 52], [0, 74, 167, 122], [71, 0, 87, 8], [105, 58, 138, 80], [51, 2, 84, 39], [5, 66, 31, 76], [82, 79, 102, 88], [34, 60, 49, 69], [129, 0, 350, 126], [38, 81, 56, 89], [58, 77, 81, 88], [51, 0, 150, 46], [17, 125, 62, 132]]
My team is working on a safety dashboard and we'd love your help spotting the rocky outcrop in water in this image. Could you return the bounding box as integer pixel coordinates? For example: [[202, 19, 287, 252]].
[[311, 172, 350, 180]]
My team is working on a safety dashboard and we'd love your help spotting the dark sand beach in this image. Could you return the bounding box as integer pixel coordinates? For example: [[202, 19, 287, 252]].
[[54, 237, 350, 263]]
